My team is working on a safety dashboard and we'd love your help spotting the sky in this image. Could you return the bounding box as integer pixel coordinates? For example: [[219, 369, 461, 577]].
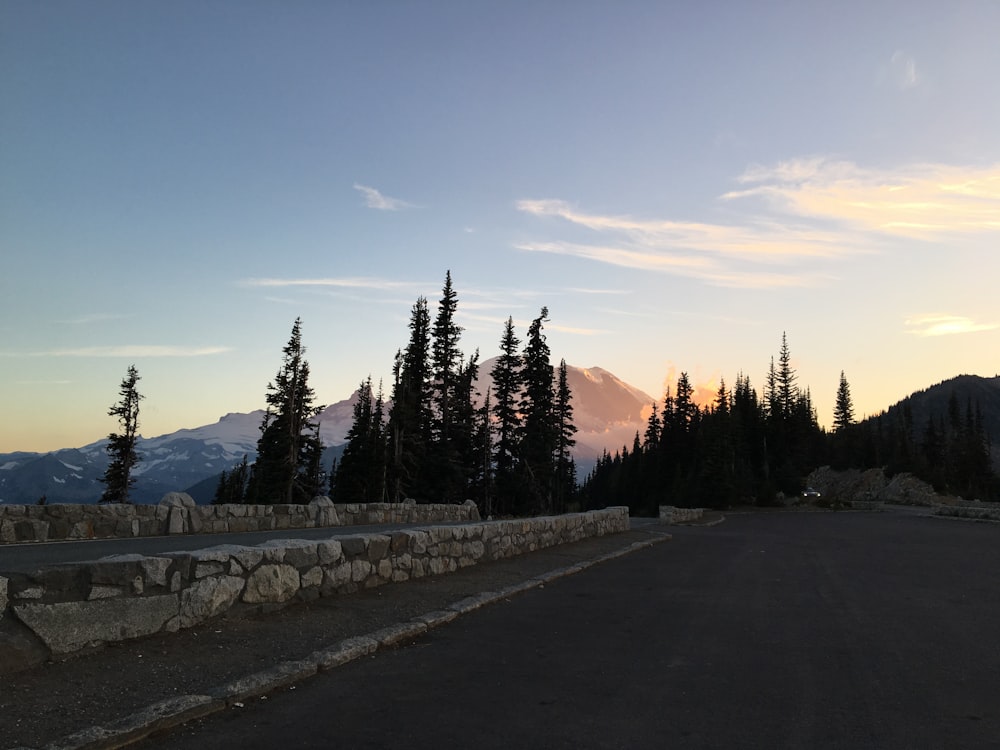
[[2, 1, 999, 453]]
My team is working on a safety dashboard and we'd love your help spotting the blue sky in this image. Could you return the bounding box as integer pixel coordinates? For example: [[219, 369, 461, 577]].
[[2, 1, 999, 452]]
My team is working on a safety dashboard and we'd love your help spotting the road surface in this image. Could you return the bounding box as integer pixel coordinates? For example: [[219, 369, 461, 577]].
[[138, 511, 1000, 749]]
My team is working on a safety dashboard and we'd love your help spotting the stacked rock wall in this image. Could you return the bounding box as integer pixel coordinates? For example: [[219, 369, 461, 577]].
[[659, 506, 705, 524], [0, 495, 480, 544], [0, 507, 629, 672]]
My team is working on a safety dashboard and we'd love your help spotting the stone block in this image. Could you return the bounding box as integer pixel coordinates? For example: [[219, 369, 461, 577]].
[[160, 492, 196, 509], [300, 566, 323, 589], [88, 585, 124, 600], [276, 540, 319, 568], [194, 562, 226, 579], [177, 575, 245, 628], [243, 564, 300, 604], [316, 539, 343, 565], [340, 536, 367, 557], [367, 535, 391, 562], [350, 559, 372, 583], [14, 519, 49, 542], [90, 556, 145, 586], [168, 507, 186, 535], [13, 594, 178, 654], [324, 562, 352, 589]]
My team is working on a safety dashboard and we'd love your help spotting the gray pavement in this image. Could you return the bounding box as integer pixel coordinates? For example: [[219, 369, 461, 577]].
[[139, 510, 1000, 750]]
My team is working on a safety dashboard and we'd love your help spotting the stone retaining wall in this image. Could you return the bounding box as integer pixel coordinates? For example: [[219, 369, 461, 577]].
[[934, 503, 1000, 521], [659, 506, 704, 524], [0, 494, 480, 545], [0, 507, 629, 673]]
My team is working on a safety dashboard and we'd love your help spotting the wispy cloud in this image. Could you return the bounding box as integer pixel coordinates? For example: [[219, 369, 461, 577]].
[[240, 276, 421, 291], [353, 183, 413, 211], [57, 313, 126, 325], [905, 314, 1000, 337], [0, 346, 233, 358], [726, 159, 1000, 239], [514, 205, 844, 289], [517, 158, 1000, 290], [240, 276, 432, 308]]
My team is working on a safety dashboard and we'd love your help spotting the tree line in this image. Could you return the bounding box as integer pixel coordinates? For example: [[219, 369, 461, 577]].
[[98, 324, 995, 510], [214, 271, 577, 516], [580, 333, 997, 514]]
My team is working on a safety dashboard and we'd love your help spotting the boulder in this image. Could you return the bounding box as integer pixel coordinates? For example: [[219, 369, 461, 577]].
[[177, 575, 245, 628], [160, 492, 197, 509], [13, 594, 179, 654], [242, 564, 300, 604]]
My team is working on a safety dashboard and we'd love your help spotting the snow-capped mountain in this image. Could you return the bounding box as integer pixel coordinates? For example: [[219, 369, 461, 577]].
[[0, 364, 654, 504]]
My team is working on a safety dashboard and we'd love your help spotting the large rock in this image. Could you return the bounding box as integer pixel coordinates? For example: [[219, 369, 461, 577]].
[[13, 594, 178, 654], [176, 575, 245, 628], [0, 617, 49, 674], [242, 564, 300, 604], [160, 492, 197, 509]]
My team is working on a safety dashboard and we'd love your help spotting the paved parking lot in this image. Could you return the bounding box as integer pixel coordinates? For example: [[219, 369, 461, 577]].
[[138, 511, 1000, 749]]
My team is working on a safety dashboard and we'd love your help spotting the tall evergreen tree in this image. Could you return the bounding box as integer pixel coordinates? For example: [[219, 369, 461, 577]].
[[334, 377, 386, 502], [427, 272, 467, 501], [431, 271, 462, 444], [471, 386, 495, 516], [519, 307, 556, 514], [833, 371, 856, 431], [100, 364, 143, 504], [490, 317, 523, 515], [553, 358, 578, 513], [776, 331, 797, 420], [247, 318, 325, 504], [387, 298, 432, 500]]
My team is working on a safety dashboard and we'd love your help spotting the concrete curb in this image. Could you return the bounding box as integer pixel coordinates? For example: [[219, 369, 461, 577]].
[[29, 532, 671, 750]]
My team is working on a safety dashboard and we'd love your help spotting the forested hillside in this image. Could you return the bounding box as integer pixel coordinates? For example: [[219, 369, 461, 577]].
[[580, 338, 998, 515]]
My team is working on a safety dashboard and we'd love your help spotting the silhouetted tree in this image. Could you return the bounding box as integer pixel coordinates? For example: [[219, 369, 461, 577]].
[[490, 317, 523, 515], [519, 307, 556, 514], [100, 364, 143, 504], [247, 318, 325, 504]]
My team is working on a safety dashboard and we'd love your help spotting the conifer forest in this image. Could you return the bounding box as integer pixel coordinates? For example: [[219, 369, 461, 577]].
[[212, 275, 997, 516]]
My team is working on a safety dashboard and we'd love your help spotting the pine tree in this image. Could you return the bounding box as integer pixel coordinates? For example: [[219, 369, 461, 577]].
[[247, 318, 325, 504], [100, 364, 143, 504], [553, 358, 577, 513], [471, 386, 495, 516], [490, 317, 523, 515], [448, 350, 481, 502], [334, 378, 385, 502], [427, 272, 467, 501], [519, 307, 556, 514], [431, 271, 462, 446], [777, 332, 797, 421], [387, 298, 432, 500], [833, 371, 855, 431]]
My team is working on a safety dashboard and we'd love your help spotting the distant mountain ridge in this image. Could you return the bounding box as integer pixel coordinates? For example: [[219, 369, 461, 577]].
[[0, 362, 654, 505], [6, 370, 997, 506], [877, 374, 1000, 437]]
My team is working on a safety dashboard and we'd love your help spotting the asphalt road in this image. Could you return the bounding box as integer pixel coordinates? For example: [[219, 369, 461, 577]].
[[0, 523, 457, 573], [137, 511, 1000, 750]]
